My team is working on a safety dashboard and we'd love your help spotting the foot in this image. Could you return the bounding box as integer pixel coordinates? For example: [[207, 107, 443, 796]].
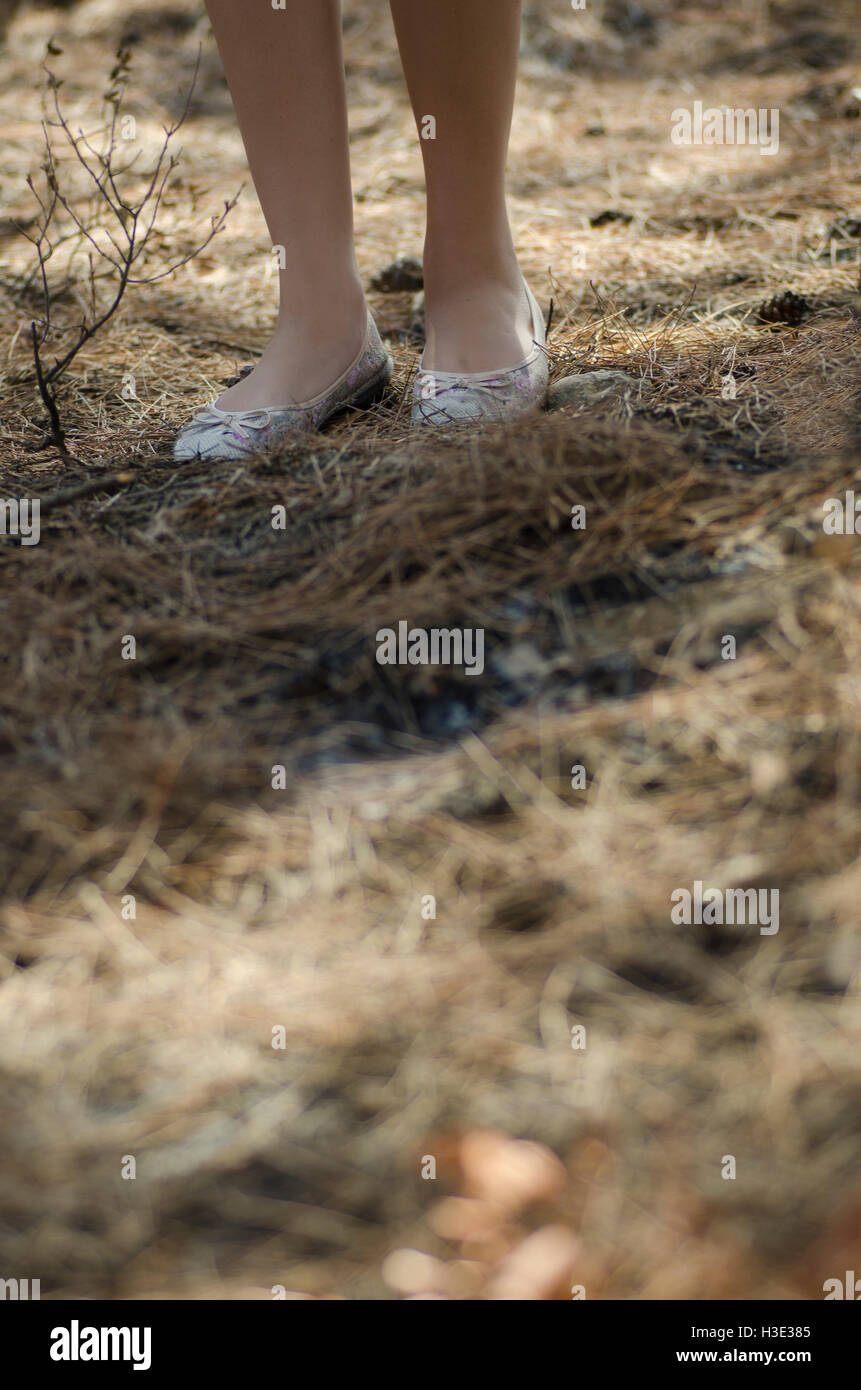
[[420, 268, 538, 374], [173, 306, 393, 461], [216, 281, 369, 411], [412, 280, 548, 428]]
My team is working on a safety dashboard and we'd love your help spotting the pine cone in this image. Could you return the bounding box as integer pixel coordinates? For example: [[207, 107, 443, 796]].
[[756, 290, 809, 326], [221, 365, 254, 388], [369, 256, 424, 294]]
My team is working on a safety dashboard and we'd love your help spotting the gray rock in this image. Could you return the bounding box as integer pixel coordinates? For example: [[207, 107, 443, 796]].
[[548, 370, 654, 411]]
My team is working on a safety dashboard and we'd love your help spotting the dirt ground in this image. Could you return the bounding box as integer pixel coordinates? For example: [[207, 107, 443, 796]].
[[0, 0, 859, 1300]]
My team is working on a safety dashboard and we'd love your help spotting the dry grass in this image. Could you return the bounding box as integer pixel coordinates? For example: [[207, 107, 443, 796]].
[[0, 0, 860, 1299]]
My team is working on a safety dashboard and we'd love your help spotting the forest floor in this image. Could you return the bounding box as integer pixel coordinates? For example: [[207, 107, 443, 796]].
[[0, 0, 859, 1299]]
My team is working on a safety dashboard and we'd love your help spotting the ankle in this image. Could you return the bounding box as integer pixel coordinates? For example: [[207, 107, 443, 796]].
[[422, 249, 521, 301], [422, 267, 524, 317], [423, 212, 517, 267], [276, 273, 366, 335]]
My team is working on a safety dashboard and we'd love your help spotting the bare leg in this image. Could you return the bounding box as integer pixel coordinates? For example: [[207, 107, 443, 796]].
[[205, 0, 366, 409], [389, 0, 533, 374]]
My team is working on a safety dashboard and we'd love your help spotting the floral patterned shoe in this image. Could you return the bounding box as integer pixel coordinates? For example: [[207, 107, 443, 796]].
[[412, 281, 549, 427], [173, 309, 393, 461]]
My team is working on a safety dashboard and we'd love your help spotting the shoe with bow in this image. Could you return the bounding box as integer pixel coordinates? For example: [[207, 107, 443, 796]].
[[173, 309, 393, 462], [412, 281, 548, 427]]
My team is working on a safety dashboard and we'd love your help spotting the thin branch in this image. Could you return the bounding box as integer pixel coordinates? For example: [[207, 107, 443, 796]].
[[38, 470, 135, 515], [31, 321, 72, 460], [21, 38, 233, 453]]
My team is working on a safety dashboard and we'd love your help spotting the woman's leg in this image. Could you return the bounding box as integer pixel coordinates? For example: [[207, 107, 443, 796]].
[[205, 0, 366, 410], [389, 0, 533, 374]]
